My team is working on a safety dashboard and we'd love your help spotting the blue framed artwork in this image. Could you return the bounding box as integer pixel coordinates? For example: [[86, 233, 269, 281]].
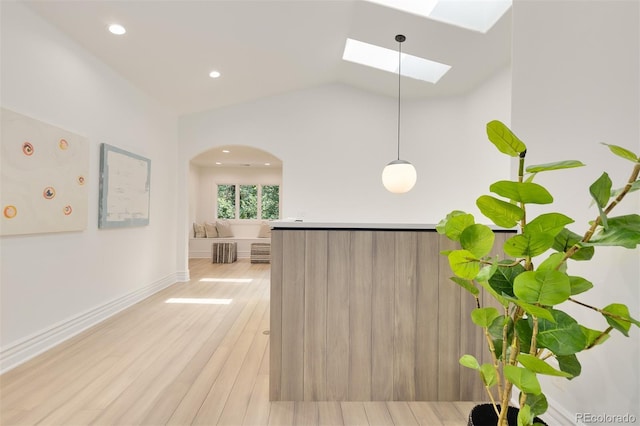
[[98, 143, 151, 228]]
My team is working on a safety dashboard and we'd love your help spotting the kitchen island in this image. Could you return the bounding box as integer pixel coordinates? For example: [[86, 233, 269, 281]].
[[269, 222, 514, 402]]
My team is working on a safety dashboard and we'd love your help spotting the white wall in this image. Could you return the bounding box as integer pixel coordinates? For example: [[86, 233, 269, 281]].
[[0, 3, 180, 370], [512, 1, 639, 423], [178, 69, 512, 265]]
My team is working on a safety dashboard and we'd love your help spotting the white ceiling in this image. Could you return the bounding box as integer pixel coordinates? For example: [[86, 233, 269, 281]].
[[23, 0, 512, 117]]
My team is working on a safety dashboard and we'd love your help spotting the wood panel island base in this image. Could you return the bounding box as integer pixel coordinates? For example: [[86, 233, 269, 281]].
[[269, 222, 513, 402]]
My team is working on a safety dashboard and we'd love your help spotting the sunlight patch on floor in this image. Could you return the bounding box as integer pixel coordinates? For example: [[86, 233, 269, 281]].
[[199, 277, 253, 283], [165, 298, 232, 305]]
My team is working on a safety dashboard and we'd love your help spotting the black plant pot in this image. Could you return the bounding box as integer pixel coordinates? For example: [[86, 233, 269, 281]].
[[468, 403, 548, 426]]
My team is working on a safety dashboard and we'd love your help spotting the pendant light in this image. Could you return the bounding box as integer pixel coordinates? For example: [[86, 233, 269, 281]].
[[382, 34, 417, 194]]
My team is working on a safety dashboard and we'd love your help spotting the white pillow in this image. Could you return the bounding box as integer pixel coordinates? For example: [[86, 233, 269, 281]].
[[216, 220, 234, 238], [204, 222, 218, 238], [258, 221, 271, 238], [193, 223, 205, 238]]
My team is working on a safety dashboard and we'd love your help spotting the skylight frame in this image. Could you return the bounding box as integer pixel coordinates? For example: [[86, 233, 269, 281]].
[[366, 0, 512, 34], [342, 38, 451, 84]]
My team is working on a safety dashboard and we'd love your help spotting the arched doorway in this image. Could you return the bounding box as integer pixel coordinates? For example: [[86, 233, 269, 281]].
[[187, 145, 282, 260]]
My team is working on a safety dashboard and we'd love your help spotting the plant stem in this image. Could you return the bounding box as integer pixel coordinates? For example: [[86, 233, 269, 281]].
[[568, 297, 633, 324], [563, 161, 640, 261]]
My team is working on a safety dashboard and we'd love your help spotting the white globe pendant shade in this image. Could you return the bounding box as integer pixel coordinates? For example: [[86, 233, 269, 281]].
[[382, 160, 417, 193]]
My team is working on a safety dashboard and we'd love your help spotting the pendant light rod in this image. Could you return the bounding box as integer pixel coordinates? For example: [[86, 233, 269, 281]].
[[396, 34, 405, 161]]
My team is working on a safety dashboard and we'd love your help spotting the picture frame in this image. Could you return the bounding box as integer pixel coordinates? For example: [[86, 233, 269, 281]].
[[1, 108, 89, 236], [98, 143, 151, 228]]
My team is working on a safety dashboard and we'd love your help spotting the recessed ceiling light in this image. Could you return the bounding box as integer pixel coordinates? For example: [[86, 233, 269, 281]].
[[222, 149, 230, 153], [209, 70, 221, 78], [343, 38, 451, 84], [108, 24, 126, 35], [265, 163, 271, 166], [215, 162, 222, 165]]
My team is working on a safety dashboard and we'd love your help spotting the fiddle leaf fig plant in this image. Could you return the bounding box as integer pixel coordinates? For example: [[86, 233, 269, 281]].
[[436, 120, 640, 426]]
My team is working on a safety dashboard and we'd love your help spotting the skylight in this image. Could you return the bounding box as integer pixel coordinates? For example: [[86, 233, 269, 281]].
[[342, 38, 451, 84], [366, 0, 512, 33]]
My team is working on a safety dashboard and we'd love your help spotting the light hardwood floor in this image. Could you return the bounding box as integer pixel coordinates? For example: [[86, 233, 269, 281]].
[[1, 259, 477, 426]]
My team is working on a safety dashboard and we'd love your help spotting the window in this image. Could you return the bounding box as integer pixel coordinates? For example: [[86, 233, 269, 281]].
[[261, 185, 280, 220], [217, 184, 280, 220], [217, 184, 236, 219], [239, 185, 257, 219]]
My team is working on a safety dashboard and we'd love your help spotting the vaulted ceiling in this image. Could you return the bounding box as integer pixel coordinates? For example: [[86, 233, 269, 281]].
[[24, 1, 512, 117]]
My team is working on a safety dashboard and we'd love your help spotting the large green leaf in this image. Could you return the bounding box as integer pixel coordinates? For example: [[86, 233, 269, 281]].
[[589, 172, 612, 210], [489, 315, 513, 342], [436, 210, 463, 235], [476, 262, 500, 282], [602, 303, 640, 336], [479, 280, 509, 307], [535, 309, 588, 355], [504, 365, 542, 395], [486, 120, 527, 157], [517, 353, 573, 377], [524, 393, 549, 417], [471, 307, 501, 327], [440, 211, 475, 241], [450, 276, 480, 296], [556, 354, 581, 379], [553, 228, 595, 261], [504, 296, 555, 322], [525, 213, 574, 238], [517, 404, 534, 426], [568, 276, 593, 295], [488, 262, 525, 298], [503, 233, 555, 258], [490, 181, 553, 204], [460, 224, 495, 258], [602, 143, 639, 162], [459, 354, 480, 370], [480, 363, 498, 387], [515, 318, 533, 353], [477, 195, 524, 228], [513, 270, 571, 306], [526, 160, 585, 173], [582, 326, 610, 347], [448, 250, 481, 279], [588, 214, 640, 248], [537, 253, 567, 273]]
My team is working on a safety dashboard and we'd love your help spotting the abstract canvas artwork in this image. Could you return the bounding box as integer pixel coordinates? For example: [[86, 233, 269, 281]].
[[1, 108, 89, 236], [98, 143, 151, 228]]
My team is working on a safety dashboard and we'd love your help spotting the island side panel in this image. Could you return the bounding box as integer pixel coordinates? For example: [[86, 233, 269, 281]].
[[393, 231, 418, 400], [280, 230, 306, 400], [326, 231, 351, 400], [349, 231, 373, 400], [415, 231, 440, 400], [437, 234, 462, 400], [269, 229, 283, 400], [371, 231, 396, 400], [303, 230, 329, 400]]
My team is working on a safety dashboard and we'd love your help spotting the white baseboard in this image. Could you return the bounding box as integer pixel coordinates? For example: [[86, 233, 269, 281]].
[[0, 272, 180, 374]]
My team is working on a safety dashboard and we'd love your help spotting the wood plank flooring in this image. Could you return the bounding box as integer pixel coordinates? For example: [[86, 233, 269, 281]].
[[0, 259, 478, 425]]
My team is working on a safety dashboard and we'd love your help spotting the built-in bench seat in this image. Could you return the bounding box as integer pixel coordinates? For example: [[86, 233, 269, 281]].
[[189, 220, 271, 259], [189, 236, 270, 259]]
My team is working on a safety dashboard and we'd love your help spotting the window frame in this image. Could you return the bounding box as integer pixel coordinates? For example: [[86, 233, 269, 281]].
[[216, 183, 280, 221]]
